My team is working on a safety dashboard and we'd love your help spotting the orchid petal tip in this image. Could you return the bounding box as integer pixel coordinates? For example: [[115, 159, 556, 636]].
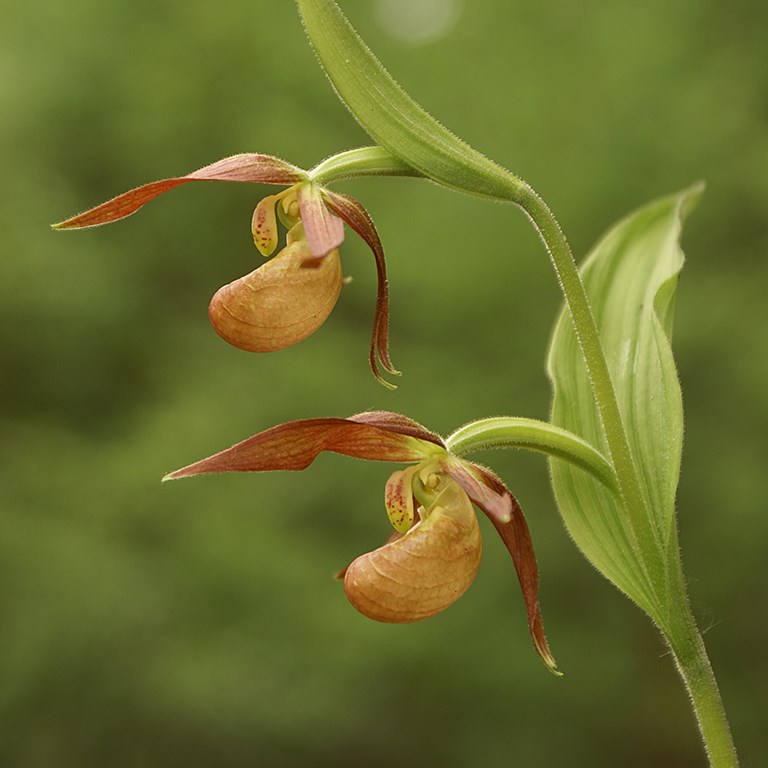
[[373, 364, 401, 390], [51, 219, 81, 230], [536, 641, 562, 677], [545, 659, 564, 678]]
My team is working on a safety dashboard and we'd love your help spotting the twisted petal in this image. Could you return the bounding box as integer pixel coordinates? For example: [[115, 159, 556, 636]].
[[449, 459, 560, 675], [324, 190, 398, 386], [446, 459, 513, 524], [164, 412, 445, 480], [53, 154, 306, 229]]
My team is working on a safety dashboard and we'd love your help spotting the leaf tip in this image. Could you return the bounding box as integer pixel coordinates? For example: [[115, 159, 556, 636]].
[[680, 180, 706, 217]]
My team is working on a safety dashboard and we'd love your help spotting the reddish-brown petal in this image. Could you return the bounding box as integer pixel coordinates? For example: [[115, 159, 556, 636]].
[[164, 415, 442, 480], [446, 460, 512, 523], [323, 190, 398, 386], [53, 154, 306, 229], [450, 459, 560, 675], [296, 183, 345, 258], [348, 411, 444, 447]]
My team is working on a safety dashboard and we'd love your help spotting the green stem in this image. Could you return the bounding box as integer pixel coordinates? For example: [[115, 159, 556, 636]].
[[445, 416, 618, 494], [515, 185, 664, 600], [662, 591, 739, 767], [310, 146, 421, 184]]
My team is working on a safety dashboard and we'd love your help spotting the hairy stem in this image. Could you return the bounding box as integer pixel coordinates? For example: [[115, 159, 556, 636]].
[[310, 146, 421, 184], [513, 183, 665, 604], [663, 589, 739, 767], [445, 416, 618, 493]]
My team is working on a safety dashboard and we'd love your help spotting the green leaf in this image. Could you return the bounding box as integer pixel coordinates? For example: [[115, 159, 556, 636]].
[[547, 184, 703, 618], [295, 0, 523, 201]]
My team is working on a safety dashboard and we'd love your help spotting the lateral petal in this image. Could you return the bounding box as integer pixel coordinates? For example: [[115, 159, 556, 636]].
[[446, 460, 512, 523], [451, 459, 560, 675], [53, 153, 306, 229], [324, 190, 398, 385]]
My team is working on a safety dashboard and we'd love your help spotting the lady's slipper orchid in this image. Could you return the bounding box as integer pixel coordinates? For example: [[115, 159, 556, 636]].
[[164, 410, 559, 674], [53, 153, 397, 384]]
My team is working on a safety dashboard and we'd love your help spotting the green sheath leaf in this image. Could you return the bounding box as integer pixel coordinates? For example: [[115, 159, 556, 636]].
[[547, 185, 703, 616], [295, 0, 523, 201]]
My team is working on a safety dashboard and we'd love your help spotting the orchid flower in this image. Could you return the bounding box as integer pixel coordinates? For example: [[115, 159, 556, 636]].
[[164, 410, 559, 674], [53, 153, 398, 385]]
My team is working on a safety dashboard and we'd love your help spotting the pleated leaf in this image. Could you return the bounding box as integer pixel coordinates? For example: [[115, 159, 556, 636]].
[[547, 184, 703, 615]]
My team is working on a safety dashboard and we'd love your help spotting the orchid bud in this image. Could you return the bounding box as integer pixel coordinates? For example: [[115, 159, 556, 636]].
[[208, 239, 343, 352], [344, 480, 482, 623]]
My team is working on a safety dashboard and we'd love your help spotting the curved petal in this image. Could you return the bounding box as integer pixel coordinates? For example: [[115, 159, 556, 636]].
[[450, 459, 560, 675], [53, 154, 306, 229], [164, 413, 444, 480], [324, 190, 398, 386], [445, 459, 512, 524]]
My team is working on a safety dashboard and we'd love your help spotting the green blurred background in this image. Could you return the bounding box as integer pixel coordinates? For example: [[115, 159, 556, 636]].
[[3, 0, 766, 765]]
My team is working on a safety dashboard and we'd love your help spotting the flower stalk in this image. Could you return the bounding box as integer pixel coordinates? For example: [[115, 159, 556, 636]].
[[445, 417, 617, 494], [309, 146, 421, 184]]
